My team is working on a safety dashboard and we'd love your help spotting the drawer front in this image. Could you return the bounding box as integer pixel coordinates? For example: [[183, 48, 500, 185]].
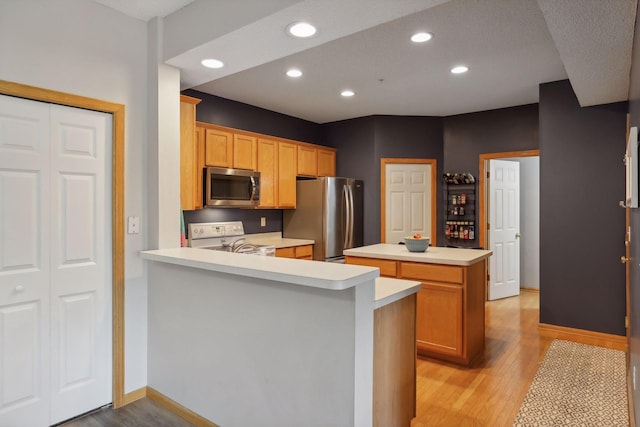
[[399, 262, 463, 284], [295, 245, 313, 258], [276, 247, 295, 258], [345, 256, 397, 277]]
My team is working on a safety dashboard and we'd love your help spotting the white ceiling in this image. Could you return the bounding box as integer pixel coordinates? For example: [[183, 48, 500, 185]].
[[94, 0, 638, 124]]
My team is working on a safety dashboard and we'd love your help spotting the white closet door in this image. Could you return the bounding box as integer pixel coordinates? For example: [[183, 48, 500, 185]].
[[385, 163, 432, 243], [49, 105, 111, 424], [0, 95, 111, 426], [0, 95, 51, 427]]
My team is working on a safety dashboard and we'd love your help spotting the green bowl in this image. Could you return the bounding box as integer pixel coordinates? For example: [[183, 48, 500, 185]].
[[404, 237, 429, 252]]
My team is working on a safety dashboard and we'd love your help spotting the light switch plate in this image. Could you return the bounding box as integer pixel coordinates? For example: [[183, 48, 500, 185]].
[[128, 216, 140, 234], [260, 217, 266, 227]]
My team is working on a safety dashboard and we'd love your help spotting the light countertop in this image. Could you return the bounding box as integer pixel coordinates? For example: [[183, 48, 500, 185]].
[[244, 232, 314, 249], [141, 247, 377, 290], [344, 244, 492, 266], [374, 277, 421, 309]]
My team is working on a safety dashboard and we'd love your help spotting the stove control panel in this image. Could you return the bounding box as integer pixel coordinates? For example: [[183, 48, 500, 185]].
[[188, 221, 245, 241]]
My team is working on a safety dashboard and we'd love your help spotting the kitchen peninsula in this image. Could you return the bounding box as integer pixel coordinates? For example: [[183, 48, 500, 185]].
[[141, 247, 421, 427], [345, 244, 492, 365]]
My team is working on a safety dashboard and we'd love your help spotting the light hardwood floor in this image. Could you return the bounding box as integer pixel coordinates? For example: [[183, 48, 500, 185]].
[[412, 289, 551, 426]]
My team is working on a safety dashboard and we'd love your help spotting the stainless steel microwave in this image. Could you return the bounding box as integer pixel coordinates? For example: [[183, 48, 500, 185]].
[[204, 167, 260, 207]]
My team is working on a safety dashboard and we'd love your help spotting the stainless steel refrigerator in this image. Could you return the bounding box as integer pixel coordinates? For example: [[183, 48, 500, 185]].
[[283, 177, 363, 262]]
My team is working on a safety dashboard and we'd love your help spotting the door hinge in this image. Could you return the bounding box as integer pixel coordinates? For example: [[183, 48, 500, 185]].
[[487, 171, 490, 179], [626, 316, 630, 329], [487, 273, 490, 282], [487, 223, 490, 230]]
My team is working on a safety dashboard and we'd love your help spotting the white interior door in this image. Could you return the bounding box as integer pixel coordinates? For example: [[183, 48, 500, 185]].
[[0, 94, 51, 427], [384, 163, 432, 243], [488, 159, 520, 300], [0, 95, 111, 426], [49, 105, 111, 424]]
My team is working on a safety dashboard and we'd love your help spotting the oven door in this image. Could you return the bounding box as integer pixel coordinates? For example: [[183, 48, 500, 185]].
[[205, 167, 260, 207]]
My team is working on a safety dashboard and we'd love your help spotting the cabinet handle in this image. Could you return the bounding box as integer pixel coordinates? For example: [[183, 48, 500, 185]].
[[621, 256, 630, 264]]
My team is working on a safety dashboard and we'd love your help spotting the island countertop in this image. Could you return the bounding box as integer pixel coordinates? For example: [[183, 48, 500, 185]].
[[344, 244, 492, 266]]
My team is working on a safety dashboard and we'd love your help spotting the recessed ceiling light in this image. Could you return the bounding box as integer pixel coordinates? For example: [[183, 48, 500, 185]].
[[411, 32, 433, 43], [201, 59, 224, 69], [341, 90, 355, 97], [286, 69, 303, 78], [451, 65, 469, 74], [287, 22, 317, 38]]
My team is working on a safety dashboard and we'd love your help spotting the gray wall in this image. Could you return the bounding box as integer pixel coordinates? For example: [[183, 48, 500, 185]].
[[323, 115, 443, 245], [539, 80, 627, 336], [627, 6, 640, 424]]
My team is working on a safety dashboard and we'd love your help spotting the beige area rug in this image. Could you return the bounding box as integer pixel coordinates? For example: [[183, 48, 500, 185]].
[[513, 339, 628, 426]]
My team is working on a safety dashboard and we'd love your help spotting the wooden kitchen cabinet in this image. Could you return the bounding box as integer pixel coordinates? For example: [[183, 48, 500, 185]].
[[317, 148, 336, 177], [257, 138, 277, 208], [233, 133, 257, 170], [399, 260, 485, 365], [179, 95, 201, 211], [203, 126, 233, 168], [345, 256, 397, 277], [297, 145, 317, 177], [278, 141, 297, 208], [345, 256, 486, 365], [276, 244, 313, 260], [415, 282, 463, 357]]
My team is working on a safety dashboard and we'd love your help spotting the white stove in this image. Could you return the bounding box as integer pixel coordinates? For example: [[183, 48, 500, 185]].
[[188, 221, 275, 256]]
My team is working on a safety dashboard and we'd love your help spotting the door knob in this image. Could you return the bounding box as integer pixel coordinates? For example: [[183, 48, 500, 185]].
[[515, 233, 521, 239], [621, 256, 630, 264]]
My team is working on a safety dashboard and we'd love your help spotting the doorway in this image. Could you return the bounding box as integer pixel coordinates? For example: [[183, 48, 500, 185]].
[[0, 80, 126, 421], [479, 150, 540, 299], [380, 158, 437, 245]]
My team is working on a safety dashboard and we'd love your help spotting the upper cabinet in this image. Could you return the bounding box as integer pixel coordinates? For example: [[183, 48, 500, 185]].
[[278, 141, 297, 208], [189, 120, 335, 210], [204, 127, 233, 168], [297, 145, 317, 177], [180, 95, 202, 211], [317, 148, 336, 177], [233, 134, 257, 170]]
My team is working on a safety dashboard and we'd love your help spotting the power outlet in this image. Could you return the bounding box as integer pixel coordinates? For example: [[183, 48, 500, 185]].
[[260, 217, 266, 227]]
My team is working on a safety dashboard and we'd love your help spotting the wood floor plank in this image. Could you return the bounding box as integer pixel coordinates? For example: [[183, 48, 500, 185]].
[[412, 290, 551, 426]]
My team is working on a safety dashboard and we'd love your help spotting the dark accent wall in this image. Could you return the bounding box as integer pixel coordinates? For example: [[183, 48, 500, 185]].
[[323, 115, 443, 245], [182, 89, 322, 144], [180, 89, 324, 234], [627, 7, 640, 424], [539, 80, 627, 336], [442, 104, 539, 248], [443, 104, 539, 175]]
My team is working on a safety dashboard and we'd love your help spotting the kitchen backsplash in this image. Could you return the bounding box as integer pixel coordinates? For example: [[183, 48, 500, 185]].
[[183, 208, 284, 238]]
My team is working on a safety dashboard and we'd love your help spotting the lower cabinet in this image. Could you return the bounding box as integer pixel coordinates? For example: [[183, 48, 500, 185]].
[[275, 244, 313, 260], [345, 256, 486, 365]]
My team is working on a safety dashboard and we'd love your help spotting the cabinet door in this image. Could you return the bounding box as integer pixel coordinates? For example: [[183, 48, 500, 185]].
[[194, 126, 205, 209], [233, 134, 257, 170], [204, 128, 233, 167], [257, 138, 277, 208], [180, 98, 198, 210], [416, 282, 463, 357], [317, 148, 336, 177], [297, 145, 317, 176], [278, 142, 297, 208]]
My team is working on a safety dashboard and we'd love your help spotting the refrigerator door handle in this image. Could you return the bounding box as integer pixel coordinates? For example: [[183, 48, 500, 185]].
[[343, 186, 350, 249], [346, 185, 354, 249]]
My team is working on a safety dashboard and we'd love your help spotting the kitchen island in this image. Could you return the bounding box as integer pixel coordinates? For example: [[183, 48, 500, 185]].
[[141, 248, 420, 427], [344, 244, 492, 365]]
